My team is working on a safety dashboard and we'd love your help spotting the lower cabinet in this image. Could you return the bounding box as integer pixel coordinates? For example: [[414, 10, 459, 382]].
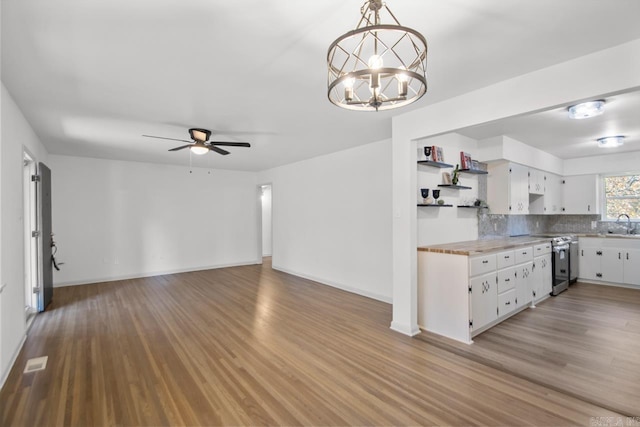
[[470, 272, 498, 331], [419, 241, 554, 344], [532, 253, 552, 301], [578, 237, 640, 286]]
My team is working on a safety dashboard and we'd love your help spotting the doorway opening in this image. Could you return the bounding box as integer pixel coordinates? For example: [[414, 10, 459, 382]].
[[260, 184, 272, 260], [23, 150, 39, 326]]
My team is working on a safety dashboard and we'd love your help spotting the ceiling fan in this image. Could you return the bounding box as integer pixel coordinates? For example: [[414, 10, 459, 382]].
[[142, 128, 251, 155]]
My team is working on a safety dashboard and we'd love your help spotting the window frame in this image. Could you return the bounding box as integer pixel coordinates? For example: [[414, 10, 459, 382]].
[[600, 172, 640, 222]]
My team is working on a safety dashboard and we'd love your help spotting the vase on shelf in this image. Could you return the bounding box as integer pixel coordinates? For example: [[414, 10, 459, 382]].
[[452, 164, 460, 185], [420, 188, 433, 204], [432, 189, 440, 203]]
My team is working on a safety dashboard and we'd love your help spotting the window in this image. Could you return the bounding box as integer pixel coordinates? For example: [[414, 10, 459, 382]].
[[603, 174, 640, 220]]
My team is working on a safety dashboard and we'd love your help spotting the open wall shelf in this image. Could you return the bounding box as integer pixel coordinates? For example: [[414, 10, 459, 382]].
[[417, 160, 453, 169], [437, 184, 472, 190], [457, 205, 488, 209], [459, 168, 488, 175], [417, 204, 453, 207]]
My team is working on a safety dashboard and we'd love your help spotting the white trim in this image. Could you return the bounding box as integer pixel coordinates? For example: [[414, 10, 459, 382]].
[[0, 335, 27, 391], [577, 279, 640, 290], [272, 265, 393, 304], [390, 321, 422, 337], [53, 260, 258, 287]]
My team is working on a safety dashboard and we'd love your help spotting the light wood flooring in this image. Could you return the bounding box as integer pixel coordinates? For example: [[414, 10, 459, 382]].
[[0, 260, 629, 426], [418, 282, 640, 416]]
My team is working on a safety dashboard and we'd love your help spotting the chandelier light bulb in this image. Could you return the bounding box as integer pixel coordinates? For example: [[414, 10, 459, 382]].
[[343, 77, 355, 88], [367, 55, 384, 70]]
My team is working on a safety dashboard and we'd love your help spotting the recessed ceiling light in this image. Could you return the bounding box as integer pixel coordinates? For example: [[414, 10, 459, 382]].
[[568, 100, 605, 119], [597, 135, 625, 148]]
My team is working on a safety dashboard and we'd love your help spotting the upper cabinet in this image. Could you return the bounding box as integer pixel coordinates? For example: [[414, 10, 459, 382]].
[[487, 162, 529, 215], [528, 168, 545, 195], [561, 175, 599, 214]]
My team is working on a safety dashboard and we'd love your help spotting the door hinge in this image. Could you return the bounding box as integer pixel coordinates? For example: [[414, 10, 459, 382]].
[[32, 230, 40, 238], [32, 287, 41, 294], [31, 174, 41, 182], [468, 286, 472, 294], [469, 320, 473, 328]]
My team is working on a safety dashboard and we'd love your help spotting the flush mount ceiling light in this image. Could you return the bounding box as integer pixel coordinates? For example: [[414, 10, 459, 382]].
[[597, 135, 625, 148], [568, 100, 605, 119], [327, 0, 427, 111]]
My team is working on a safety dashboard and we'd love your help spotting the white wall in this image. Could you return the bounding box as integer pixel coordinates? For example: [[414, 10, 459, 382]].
[[417, 133, 480, 246], [1, 83, 49, 386], [478, 136, 564, 176], [390, 38, 640, 336], [49, 155, 259, 286], [261, 185, 272, 256], [258, 139, 393, 303]]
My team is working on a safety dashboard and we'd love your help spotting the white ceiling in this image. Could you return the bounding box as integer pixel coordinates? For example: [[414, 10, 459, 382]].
[[3, 0, 640, 171], [457, 90, 640, 159]]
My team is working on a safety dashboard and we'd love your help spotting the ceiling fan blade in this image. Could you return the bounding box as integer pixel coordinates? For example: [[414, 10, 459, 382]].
[[208, 141, 251, 147], [208, 146, 230, 155], [168, 144, 193, 151], [143, 135, 192, 143]]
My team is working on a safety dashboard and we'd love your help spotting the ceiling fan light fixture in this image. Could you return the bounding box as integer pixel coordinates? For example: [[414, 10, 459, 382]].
[[327, 0, 428, 112], [568, 100, 605, 119], [597, 135, 624, 148], [189, 128, 211, 142], [190, 145, 209, 155]]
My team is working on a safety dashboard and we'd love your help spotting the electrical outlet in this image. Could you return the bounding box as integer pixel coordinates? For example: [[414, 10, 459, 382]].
[[591, 221, 597, 229], [494, 223, 497, 232]]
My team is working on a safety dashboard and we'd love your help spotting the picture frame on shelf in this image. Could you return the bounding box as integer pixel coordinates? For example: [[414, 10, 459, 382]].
[[442, 172, 452, 185]]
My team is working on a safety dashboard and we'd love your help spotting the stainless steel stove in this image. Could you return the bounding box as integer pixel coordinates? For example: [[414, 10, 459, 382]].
[[550, 235, 573, 295]]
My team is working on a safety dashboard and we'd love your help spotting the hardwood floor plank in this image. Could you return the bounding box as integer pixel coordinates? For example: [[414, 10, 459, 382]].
[[0, 263, 625, 426]]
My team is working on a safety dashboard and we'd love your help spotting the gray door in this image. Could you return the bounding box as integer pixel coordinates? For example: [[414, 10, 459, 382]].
[[38, 162, 53, 311]]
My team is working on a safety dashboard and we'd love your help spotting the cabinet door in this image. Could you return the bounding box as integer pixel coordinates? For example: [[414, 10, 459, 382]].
[[600, 248, 624, 283], [510, 163, 529, 214], [516, 261, 533, 308], [470, 272, 498, 331], [533, 255, 552, 301], [578, 247, 600, 281], [562, 175, 599, 214], [623, 249, 640, 286], [544, 173, 562, 214], [528, 169, 544, 195]]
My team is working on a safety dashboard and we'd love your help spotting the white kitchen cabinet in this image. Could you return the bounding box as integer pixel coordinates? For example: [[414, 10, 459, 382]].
[[562, 175, 599, 214], [623, 249, 640, 286], [532, 252, 552, 302], [578, 237, 640, 286], [470, 272, 498, 331], [515, 261, 533, 308], [487, 162, 529, 215], [528, 168, 544, 195], [544, 173, 562, 214]]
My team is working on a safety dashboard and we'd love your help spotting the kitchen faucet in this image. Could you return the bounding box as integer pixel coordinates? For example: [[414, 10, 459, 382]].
[[616, 214, 634, 234]]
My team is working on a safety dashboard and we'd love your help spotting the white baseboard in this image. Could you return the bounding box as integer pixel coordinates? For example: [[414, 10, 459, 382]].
[[0, 334, 27, 391], [53, 260, 258, 288], [390, 321, 422, 337], [271, 265, 392, 304], [576, 279, 640, 290]]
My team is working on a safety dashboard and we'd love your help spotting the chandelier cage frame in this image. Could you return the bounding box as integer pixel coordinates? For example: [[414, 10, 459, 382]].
[[327, 0, 428, 111]]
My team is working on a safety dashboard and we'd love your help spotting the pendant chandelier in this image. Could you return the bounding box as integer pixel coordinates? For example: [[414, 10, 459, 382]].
[[327, 0, 427, 111]]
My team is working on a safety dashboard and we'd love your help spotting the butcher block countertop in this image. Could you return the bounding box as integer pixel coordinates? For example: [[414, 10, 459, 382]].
[[417, 236, 552, 256]]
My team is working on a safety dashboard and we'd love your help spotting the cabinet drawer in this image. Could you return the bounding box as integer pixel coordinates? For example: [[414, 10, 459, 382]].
[[534, 242, 551, 256], [496, 250, 515, 269], [469, 254, 496, 277], [498, 289, 517, 317], [497, 266, 516, 293], [515, 246, 534, 264]]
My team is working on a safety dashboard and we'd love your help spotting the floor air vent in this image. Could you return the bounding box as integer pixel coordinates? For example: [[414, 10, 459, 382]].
[[24, 356, 48, 373]]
